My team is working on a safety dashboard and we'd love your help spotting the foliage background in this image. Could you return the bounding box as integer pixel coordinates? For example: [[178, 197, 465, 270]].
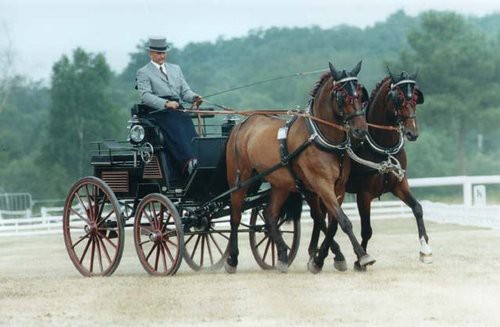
[[1, 10, 499, 199]]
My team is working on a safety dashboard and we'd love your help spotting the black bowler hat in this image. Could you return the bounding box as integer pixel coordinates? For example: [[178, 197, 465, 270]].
[[147, 37, 171, 52]]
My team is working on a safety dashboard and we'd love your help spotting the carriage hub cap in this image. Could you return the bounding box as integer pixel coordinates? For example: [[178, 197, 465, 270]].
[[149, 231, 163, 243]]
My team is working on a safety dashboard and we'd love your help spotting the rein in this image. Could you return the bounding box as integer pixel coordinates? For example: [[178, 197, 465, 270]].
[[181, 104, 350, 132]]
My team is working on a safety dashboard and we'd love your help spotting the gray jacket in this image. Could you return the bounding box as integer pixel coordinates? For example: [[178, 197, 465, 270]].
[[136, 62, 197, 110]]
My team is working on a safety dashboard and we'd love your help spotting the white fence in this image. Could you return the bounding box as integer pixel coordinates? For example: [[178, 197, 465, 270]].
[[1, 176, 500, 236]]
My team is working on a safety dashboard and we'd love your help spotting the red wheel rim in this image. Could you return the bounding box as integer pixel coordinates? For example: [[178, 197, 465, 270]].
[[134, 194, 184, 276], [63, 177, 124, 277]]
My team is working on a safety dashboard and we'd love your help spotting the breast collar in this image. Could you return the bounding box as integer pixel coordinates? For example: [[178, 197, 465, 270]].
[[304, 98, 351, 152]]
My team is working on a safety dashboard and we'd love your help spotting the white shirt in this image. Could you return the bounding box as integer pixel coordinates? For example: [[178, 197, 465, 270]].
[[150, 60, 166, 74]]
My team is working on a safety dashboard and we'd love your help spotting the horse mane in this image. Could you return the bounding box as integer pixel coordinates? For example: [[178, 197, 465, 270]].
[[368, 76, 391, 103], [309, 72, 332, 97]]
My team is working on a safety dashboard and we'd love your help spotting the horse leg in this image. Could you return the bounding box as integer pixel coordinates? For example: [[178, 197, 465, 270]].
[[327, 216, 347, 271], [224, 189, 247, 274], [354, 191, 374, 271], [311, 183, 375, 273], [392, 182, 432, 263], [265, 188, 293, 273], [305, 195, 346, 273]]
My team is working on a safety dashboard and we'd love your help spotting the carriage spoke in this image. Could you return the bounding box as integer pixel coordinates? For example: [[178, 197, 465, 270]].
[[166, 239, 179, 248], [212, 229, 230, 241], [100, 232, 118, 250], [70, 207, 91, 225], [184, 233, 195, 245], [71, 232, 91, 249], [199, 235, 206, 266], [146, 243, 157, 261], [84, 185, 94, 222], [208, 232, 223, 255], [271, 240, 276, 266], [206, 235, 214, 265], [262, 237, 272, 264], [89, 235, 96, 273], [159, 242, 168, 272], [163, 240, 175, 264], [96, 233, 112, 265], [255, 233, 268, 248], [96, 209, 114, 227], [78, 236, 93, 264], [95, 234, 104, 273], [190, 235, 202, 260], [154, 244, 161, 271]]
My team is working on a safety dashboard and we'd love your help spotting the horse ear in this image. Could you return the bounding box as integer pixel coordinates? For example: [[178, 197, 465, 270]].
[[415, 88, 424, 104], [350, 60, 362, 77], [329, 62, 342, 81], [410, 67, 419, 80], [362, 86, 369, 103], [387, 65, 397, 83]]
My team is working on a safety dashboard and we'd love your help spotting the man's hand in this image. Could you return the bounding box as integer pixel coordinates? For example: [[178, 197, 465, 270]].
[[165, 100, 180, 109], [192, 95, 203, 106]]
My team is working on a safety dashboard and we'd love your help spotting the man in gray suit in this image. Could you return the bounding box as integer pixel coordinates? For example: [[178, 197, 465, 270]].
[[136, 37, 202, 176]]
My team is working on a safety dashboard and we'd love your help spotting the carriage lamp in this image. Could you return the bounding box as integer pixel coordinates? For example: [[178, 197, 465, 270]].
[[129, 124, 145, 143]]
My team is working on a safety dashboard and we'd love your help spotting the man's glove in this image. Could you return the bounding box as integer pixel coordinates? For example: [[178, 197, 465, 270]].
[[192, 95, 203, 106]]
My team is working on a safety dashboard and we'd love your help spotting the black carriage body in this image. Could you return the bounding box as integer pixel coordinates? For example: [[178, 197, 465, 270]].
[[91, 104, 234, 205]]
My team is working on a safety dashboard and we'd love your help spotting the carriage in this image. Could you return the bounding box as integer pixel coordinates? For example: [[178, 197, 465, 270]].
[[62, 103, 301, 277]]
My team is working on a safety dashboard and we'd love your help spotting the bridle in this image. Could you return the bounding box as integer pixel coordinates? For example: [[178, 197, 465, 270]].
[[389, 80, 419, 123], [331, 76, 367, 124]]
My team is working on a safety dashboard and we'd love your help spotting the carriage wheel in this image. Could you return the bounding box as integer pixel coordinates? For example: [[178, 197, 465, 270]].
[[249, 206, 300, 270], [183, 214, 231, 272], [134, 194, 184, 276], [63, 176, 124, 277]]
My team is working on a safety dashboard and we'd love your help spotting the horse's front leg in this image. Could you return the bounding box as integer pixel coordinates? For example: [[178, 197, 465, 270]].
[[310, 183, 375, 273], [305, 195, 346, 273], [392, 180, 432, 263], [353, 191, 374, 271]]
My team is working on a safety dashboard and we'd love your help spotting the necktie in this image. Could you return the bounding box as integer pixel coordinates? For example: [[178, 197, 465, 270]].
[[159, 66, 168, 80]]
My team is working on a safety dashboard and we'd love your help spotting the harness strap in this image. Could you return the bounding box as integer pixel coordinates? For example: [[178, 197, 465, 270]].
[[278, 116, 307, 193]]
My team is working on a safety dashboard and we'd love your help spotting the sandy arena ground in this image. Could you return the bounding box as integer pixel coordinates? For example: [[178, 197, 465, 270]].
[[1, 218, 500, 326]]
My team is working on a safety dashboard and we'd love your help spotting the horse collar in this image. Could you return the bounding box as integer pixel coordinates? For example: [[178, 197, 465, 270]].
[[305, 99, 351, 152]]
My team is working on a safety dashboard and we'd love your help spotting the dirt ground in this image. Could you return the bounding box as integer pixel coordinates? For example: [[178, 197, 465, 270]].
[[1, 218, 499, 326]]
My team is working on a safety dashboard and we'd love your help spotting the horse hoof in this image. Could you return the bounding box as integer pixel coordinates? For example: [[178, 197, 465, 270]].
[[307, 257, 322, 274], [224, 262, 237, 274], [419, 252, 433, 264], [333, 260, 347, 272], [353, 261, 366, 272], [276, 261, 288, 273], [359, 254, 376, 267]]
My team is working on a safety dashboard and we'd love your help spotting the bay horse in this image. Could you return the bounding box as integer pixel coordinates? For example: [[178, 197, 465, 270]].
[[310, 68, 432, 270], [224, 61, 376, 273]]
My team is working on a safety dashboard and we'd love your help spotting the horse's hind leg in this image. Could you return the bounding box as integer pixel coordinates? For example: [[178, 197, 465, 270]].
[[225, 188, 247, 273], [265, 188, 293, 273], [392, 181, 432, 263]]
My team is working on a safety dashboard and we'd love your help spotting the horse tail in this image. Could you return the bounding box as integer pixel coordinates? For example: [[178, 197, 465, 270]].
[[281, 192, 303, 222]]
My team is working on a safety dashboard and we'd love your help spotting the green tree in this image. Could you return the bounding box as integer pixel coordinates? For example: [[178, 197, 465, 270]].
[[400, 11, 500, 175], [40, 48, 124, 196]]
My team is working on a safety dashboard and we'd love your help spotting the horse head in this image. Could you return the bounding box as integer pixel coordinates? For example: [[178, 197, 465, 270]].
[[328, 61, 369, 140], [386, 66, 424, 141]]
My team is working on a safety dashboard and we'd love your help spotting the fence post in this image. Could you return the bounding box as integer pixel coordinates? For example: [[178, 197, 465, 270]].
[[463, 179, 472, 207]]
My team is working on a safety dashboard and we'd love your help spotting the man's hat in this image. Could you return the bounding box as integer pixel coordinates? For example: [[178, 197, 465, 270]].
[[147, 37, 171, 52]]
